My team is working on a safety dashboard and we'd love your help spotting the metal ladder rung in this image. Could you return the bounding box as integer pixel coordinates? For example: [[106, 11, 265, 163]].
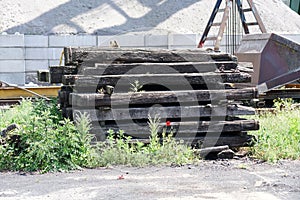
[[212, 22, 222, 26], [246, 22, 259, 26], [243, 8, 252, 12], [206, 36, 218, 41]]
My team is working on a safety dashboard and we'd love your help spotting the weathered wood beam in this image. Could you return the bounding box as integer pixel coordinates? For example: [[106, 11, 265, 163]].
[[73, 72, 251, 89], [91, 134, 253, 147], [194, 134, 254, 147], [70, 88, 257, 107], [89, 120, 259, 137], [64, 47, 237, 66], [49, 66, 78, 83], [37, 70, 50, 82], [82, 61, 238, 75], [62, 75, 83, 85], [261, 88, 300, 100], [62, 107, 73, 119], [72, 104, 255, 121], [196, 145, 230, 155]]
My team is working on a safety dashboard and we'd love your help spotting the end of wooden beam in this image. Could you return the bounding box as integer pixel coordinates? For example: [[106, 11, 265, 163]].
[[37, 70, 50, 82]]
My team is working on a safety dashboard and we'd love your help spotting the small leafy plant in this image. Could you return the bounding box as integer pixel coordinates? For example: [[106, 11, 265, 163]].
[[273, 98, 294, 111], [129, 80, 144, 92], [0, 99, 96, 173]]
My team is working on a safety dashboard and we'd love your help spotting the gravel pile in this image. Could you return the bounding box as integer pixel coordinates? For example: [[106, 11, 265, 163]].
[[0, 0, 299, 35]]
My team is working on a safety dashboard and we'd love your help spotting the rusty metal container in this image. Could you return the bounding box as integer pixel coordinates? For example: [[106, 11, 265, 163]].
[[236, 33, 300, 93]]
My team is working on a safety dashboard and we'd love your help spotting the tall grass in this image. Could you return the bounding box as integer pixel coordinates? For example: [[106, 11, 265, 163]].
[[96, 115, 198, 167], [250, 99, 300, 162]]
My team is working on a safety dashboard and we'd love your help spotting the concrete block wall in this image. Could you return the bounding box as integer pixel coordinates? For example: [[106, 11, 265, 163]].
[[24, 35, 49, 84], [0, 34, 99, 85], [0, 35, 25, 85], [0, 33, 299, 85], [98, 34, 199, 49]]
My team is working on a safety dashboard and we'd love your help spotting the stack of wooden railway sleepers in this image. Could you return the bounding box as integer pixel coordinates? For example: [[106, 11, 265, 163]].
[[57, 47, 259, 148]]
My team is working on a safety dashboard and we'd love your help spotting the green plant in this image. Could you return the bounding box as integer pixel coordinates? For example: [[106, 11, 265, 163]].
[[0, 99, 200, 171], [250, 99, 300, 162], [273, 98, 294, 111], [95, 115, 198, 167], [0, 99, 96, 173], [129, 80, 144, 92], [96, 129, 150, 166], [147, 114, 161, 154], [74, 112, 93, 142]]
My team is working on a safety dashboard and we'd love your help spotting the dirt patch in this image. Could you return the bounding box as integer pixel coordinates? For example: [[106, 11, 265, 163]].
[[0, 158, 299, 200]]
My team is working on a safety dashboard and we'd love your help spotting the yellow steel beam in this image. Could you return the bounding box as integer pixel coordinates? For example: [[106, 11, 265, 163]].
[[285, 84, 300, 89], [0, 86, 61, 99]]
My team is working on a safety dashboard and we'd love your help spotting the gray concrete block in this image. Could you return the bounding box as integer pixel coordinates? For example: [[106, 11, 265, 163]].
[[25, 60, 49, 72], [171, 34, 197, 46], [196, 34, 214, 48], [197, 34, 244, 50], [98, 34, 145, 47], [219, 35, 243, 46], [196, 34, 201, 44], [0, 60, 25, 73], [48, 48, 64, 60], [0, 72, 25, 85], [146, 46, 169, 49], [145, 35, 167, 47], [49, 60, 63, 66], [0, 48, 24, 60], [171, 45, 197, 49], [25, 35, 48, 47], [0, 34, 24, 47], [204, 40, 215, 47], [49, 35, 97, 47], [25, 48, 48, 59]]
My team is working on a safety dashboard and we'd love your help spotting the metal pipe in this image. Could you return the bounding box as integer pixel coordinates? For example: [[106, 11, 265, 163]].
[[0, 80, 51, 100]]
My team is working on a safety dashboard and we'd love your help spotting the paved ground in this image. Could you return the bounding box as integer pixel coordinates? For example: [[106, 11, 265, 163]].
[[0, 158, 299, 200]]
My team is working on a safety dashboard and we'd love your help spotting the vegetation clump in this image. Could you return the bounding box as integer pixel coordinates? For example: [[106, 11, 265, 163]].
[[0, 99, 96, 172], [0, 100, 197, 172], [96, 115, 198, 167], [2, 97, 299, 172], [250, 98, 300, 162]]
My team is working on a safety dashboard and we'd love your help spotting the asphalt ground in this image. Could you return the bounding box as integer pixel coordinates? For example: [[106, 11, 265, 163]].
[[1, 158, 299, 200]]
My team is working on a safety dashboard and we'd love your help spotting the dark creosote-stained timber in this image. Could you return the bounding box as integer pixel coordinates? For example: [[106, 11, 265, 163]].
[[64, 47, 238, 66], [89, 120, 259, 136], [56, 47, 259, 148], [72, 72, 251, 87], [70, 88, 257, 107], [82, 61, 238, 75], [72, 104, 255, 121]]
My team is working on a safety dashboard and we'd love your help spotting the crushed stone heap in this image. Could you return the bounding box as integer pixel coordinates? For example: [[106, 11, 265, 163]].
[[0, 0, 299, 35]]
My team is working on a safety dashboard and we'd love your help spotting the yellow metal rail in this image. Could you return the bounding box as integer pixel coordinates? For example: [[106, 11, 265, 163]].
[[0, 86, 61, 99]]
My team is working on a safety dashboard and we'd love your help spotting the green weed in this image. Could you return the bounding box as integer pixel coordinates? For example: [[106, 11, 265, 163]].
[[0, 99, 96, 173], [129, 80, 144, 92], [250, 98, 300, 162], [0, 100, 198, 172], [95, 115, 198, 167]]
